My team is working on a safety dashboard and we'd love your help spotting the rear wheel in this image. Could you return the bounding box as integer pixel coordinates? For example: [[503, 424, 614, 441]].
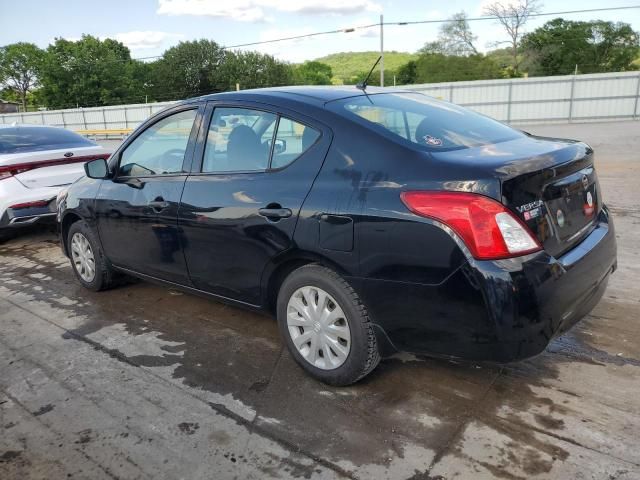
[[67, 221, 115, 291], [277, 264, 380, 386]]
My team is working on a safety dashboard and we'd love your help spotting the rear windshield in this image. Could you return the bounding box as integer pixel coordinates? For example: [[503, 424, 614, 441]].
[[328, 92, 523, 151], [0, 126, 96, 154]]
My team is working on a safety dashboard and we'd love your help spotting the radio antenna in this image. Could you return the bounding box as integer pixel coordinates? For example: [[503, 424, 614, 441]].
[[356, 56, 382, 91]]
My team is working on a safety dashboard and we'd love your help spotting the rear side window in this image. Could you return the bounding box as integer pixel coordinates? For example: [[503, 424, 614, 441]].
[[119, 109, 197, 176], [271, 118, 320, 169], [0, 126, 96, 154], [203, 108, 276, 172], [328, 93, 523, 151], [202, 108, 319, 173]]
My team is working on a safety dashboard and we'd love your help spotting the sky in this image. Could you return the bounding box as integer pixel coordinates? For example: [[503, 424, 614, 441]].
[[1, 0, 639, 63]]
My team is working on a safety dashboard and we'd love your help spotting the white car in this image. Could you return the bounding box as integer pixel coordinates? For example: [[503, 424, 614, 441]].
[[0, 124, 110, 241]]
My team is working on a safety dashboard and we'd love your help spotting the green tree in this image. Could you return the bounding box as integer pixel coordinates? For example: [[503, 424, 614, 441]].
[[293, 61, 332, 85], [152, 40, 227, 99], [0, 42, 45, 110], [522, 19, 640, 75], [412, 53, 502, 83], [39, 35, 145, 108], [220, 51, 293, 90], [395, 61, 418, 84]]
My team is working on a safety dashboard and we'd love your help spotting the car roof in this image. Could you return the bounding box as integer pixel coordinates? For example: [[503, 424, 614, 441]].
[[193, 86, 412, 106], [0, 123, 64, 130]]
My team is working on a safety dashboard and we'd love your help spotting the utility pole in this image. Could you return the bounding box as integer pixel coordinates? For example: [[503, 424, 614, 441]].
[[380, 14, 384, 87]]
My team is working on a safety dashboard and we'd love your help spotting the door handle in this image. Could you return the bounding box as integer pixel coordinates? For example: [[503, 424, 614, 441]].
[[258, 207, 292, 219], [148, 200, 170, 211]]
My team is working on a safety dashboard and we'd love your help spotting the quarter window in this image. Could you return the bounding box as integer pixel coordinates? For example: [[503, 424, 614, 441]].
[[119, 109, 197, 177], [203, 108, 276, 172]]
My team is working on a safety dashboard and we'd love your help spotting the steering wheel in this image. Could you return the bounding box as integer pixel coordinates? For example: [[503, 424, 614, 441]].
[[157, 148, 186, 174]]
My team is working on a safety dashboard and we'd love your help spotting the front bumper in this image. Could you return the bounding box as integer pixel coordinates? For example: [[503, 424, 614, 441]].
[[356, 206, 617, 362]]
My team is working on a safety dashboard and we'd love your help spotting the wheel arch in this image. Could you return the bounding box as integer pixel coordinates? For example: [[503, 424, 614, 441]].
[[60, 211, 83, 257], [262, 250, 352, 315]]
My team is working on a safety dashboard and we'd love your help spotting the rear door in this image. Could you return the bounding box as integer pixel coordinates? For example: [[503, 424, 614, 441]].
[[179, 101, 331, 305], [95, 105, 202, 283]]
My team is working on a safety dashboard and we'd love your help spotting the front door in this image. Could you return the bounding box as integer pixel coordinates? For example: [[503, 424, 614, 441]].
[[179, 103, 331, 305], [95, 106, 201, 283]]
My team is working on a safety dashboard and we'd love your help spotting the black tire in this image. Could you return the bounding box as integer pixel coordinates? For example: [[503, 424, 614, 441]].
[[67, 220, 115, 291], [277, 264, 380, 386], [0, 230, 16, 244]]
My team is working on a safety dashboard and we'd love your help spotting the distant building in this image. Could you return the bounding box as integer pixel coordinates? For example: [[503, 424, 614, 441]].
[[0, 99, 20, 113]]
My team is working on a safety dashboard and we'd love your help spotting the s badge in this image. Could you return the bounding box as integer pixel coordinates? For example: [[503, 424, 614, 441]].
[[422, 135, 442, 146], [583, 191, 595, 217]]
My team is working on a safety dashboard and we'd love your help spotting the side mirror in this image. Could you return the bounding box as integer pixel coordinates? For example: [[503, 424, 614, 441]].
[[84, 158, 109, 179], [273, 138, 287, 155]]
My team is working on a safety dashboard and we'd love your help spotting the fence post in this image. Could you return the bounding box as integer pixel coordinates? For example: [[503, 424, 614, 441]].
[[80, 108, 87, 130], [633, 71, 640, 120], [102, 107, 107, 130], [449, 84, 454, 102], [61, 111, 66, 128], [123, 106, 129, 130], [507, 80, 513, 123], [568, 74, 576, 123]]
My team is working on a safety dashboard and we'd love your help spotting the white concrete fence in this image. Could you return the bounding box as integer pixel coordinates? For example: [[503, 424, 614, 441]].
[[1, 70, 639, 135]]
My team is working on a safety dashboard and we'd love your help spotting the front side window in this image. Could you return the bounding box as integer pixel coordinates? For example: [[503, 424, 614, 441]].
[[119, 109, 197, 176], [328, 93, 523, 151], [203, 108, 276, 172]]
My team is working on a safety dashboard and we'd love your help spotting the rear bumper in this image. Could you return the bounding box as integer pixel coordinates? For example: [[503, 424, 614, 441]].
[[0, 177, 59, 232], [354, 206, 617, 361]]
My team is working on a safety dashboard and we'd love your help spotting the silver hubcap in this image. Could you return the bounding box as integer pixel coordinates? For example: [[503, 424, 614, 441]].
[[71, 232, 96, 282], [286, 286, 351, 370]]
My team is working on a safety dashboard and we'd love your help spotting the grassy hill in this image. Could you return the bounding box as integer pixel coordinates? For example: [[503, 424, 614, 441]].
[[314, 51, 417, 84]]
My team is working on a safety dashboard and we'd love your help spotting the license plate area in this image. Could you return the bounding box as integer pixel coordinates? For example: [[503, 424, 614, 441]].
[[543, 166, 598, 242]]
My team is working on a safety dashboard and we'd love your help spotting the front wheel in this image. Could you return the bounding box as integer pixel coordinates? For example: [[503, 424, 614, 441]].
[[277, 264, 380, 386], [67, 221, 115, 291]]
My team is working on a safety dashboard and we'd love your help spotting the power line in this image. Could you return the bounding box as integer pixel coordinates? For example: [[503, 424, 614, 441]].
[[391, 5, 640, 26], [127, 5, 640, 61]]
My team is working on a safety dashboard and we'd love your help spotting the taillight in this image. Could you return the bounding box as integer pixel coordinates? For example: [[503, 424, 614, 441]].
[[400, 191, 541, 260], [10, 200, 52, 210]]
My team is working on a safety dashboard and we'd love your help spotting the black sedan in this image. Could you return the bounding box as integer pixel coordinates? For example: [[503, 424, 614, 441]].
[[57, 87, 617, 385]]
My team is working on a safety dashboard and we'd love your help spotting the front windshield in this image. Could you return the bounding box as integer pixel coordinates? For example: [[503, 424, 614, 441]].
[[328, 92, 523, 151]]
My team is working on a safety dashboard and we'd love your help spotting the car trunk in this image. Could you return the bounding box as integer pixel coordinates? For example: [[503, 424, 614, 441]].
[[14, 162, 86, 189], [1, 145, 108, 189], [431, 134, 600, 258]]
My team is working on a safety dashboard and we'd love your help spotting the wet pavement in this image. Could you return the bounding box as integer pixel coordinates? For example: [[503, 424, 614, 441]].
[[1, 121, 640, 479]]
